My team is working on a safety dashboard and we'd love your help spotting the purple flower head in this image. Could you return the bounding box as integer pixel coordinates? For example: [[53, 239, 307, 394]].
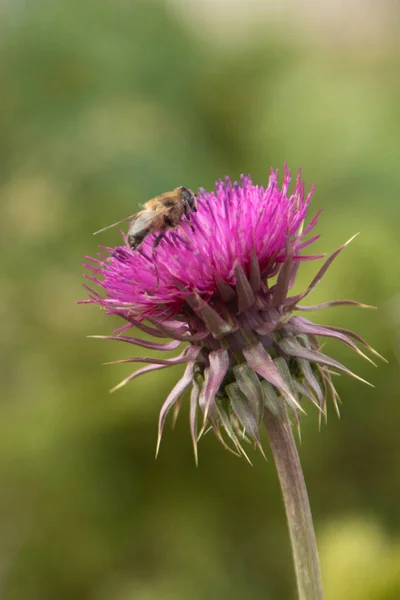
[[84, 165, 382, 463]]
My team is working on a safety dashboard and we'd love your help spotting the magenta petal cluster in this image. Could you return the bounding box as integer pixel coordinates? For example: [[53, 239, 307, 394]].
[[84, 165, 381, 463], [86, 168, 321, 320]]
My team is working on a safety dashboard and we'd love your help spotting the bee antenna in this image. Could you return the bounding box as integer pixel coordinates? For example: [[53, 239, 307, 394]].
[[93, 214, 136, 236]]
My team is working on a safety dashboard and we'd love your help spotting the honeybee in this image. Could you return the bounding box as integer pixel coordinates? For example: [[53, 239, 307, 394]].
[[94, 186, 198, 251], [128, 186, 197, 250]]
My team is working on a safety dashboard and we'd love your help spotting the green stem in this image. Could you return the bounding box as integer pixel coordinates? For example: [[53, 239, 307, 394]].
[[263, 408, 324, 600]]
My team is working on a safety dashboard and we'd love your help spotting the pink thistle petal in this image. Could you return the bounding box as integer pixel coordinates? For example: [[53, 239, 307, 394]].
[[85, 167, 320, 319]]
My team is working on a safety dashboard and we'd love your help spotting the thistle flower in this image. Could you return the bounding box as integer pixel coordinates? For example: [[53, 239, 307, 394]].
[[84, 165, 381, 464]]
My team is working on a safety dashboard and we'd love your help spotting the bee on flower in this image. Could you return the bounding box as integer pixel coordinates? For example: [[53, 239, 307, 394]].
[[84, 166, 383, 464]]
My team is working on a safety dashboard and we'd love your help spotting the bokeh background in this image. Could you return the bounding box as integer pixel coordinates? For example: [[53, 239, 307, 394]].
[[1, 1, 400, 598]]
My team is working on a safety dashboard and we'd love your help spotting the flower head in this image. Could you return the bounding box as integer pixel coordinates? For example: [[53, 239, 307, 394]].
[[84, 165, 382, 463]]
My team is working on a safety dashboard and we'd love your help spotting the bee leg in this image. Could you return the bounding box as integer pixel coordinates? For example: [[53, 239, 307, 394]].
[[152, 234, 165, 267], [182, 213, 195, 233], [153, 233, 165, 249], [185, 218, 195, 233], [151, 234, 165, 288], [152, 254, 160, 287]]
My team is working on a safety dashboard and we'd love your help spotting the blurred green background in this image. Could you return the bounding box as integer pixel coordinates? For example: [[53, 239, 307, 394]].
[[1, 1, 400, 598]]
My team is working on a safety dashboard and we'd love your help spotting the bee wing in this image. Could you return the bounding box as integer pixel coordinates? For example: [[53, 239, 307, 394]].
[[128, 210, 156, 236]]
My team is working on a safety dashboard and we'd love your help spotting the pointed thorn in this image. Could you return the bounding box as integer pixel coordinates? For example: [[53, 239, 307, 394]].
[[318, 405, 328, 429], [240, 446, 253, 466], [353, 374, 374, 387], [327, 370, 341, 376], [369, 347, 388, 363], [296, 422, 302, 445], [356, 348, 377, 367], [109, 381, 126, 394], [193, 444, 199, 467], [344, 232, 360, 246], [155, 433, 162, 459], [197, 420, 208, 441], [308, 395, 325, 414], [333, 399, 341, 419], [288, 393, 307, 416], [256, 441, 268, 461], [171, 401, 182, 429]]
